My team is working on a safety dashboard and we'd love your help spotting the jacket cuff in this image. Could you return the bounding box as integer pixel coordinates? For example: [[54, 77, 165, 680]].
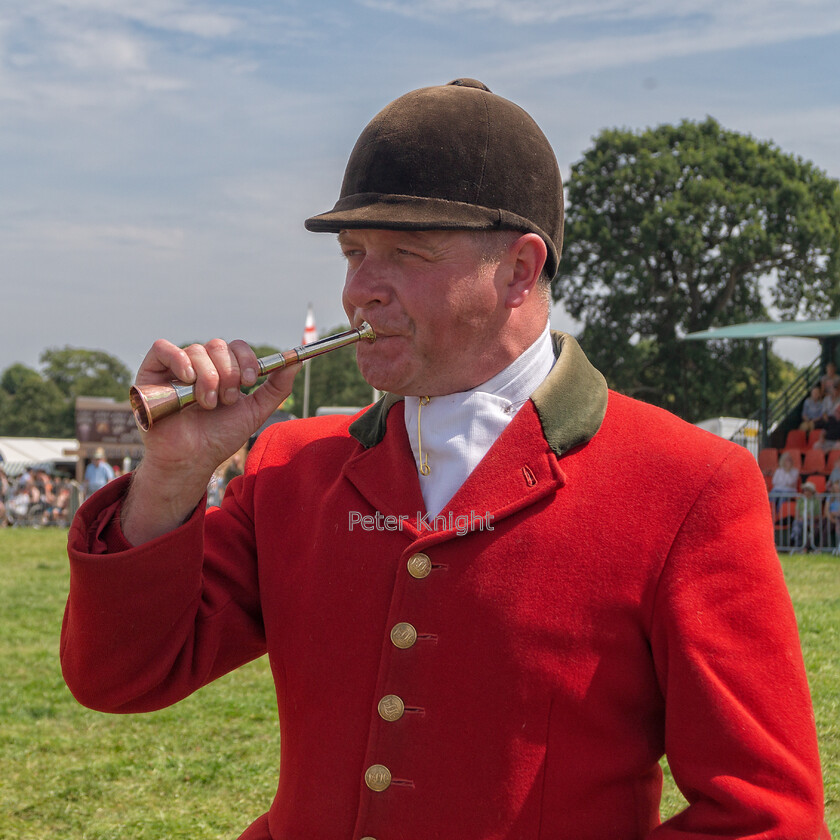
[[69, 473, 206, 556]]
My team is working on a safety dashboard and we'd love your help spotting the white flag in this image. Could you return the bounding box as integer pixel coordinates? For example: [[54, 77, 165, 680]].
[[302, 305, 317, 345]]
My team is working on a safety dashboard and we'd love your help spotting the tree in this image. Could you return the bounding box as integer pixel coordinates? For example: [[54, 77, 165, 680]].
[[553, 117, 840, 421], [288, 325, 375, 416], [40, 347, 133, 400], [0, 348, 133, 437], [0, 363, 70, 436]]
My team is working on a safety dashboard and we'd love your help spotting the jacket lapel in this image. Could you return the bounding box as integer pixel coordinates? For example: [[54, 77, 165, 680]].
[[343, 331, 608, 532], [442, 399, 566, 527], [343, 400, 426, 520]]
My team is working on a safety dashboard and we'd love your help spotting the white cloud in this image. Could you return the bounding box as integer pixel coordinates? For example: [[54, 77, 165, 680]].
[[359, 0, 838, 28], [487, 2, 840, 78], [46, 0, 241, 39], [358, 0, 840, 81], [54, 28, 148, 72], [6, 219, 185, 252]]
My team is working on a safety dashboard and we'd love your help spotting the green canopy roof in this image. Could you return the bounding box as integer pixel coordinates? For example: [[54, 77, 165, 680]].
[[684, 319, 840, 341], [682, 319, 839, 449]]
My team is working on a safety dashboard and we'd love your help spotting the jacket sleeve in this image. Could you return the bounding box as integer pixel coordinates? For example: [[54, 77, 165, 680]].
[[60, 470, 267, 714], [648, 446, 829, 838]]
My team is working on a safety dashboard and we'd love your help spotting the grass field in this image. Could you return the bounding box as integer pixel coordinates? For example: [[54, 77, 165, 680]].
[[1, 528, 837, 838]]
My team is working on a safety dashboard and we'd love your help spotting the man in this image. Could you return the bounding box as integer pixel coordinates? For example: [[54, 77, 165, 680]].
[[801, 385, 828, 432], [82, 447, 115, 497], [61, 80, 828, 838]]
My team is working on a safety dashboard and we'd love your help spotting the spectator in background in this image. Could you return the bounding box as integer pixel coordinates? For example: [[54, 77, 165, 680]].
[[826, 457, 840, 487], [49, 478, 73, 525], [770, 451, 800, 497], [27, 468, 54, 526], [32, 467, 54, 503], [799, 386, 827, 432], [814, 401, 840, 451], [821, 381, 840, 418], [7, 478, 38, 524], [83, 448, 115, 498], [16, 467, 33, 492], [824, 479, 840, 547], [0, 467, 8, 525], [820, 361, 840, 395]]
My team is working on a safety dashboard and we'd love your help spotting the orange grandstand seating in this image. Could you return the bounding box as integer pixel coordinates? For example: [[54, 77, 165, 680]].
[[827, 449, 840, 474], [785, 429, 808, 450], [802, 449, 827, 476]]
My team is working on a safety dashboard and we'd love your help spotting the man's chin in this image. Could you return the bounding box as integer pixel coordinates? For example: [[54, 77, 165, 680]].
[[357, 356, 443, 397], [360, 372, 403, 395], [356, 354, 409, 396]]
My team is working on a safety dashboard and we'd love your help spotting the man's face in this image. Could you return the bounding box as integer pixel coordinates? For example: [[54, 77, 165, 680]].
[[340, 228, 513, 396]]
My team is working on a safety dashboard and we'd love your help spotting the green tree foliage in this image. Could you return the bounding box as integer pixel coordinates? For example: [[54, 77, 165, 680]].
[[0, 364, 70, 436], [553, 117, 840, 421], [288, 325, 375, 417], [40, 347, 132, 400], [0, 348, 132, 437]]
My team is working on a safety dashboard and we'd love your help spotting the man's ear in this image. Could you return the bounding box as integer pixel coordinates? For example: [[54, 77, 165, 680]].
[[504, 233, 547, 309]]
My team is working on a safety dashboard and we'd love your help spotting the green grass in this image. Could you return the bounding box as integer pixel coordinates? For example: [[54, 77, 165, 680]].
[[1, 529, 279, 840], [657, 550, 840, 829], [1, 529, 837, 837]]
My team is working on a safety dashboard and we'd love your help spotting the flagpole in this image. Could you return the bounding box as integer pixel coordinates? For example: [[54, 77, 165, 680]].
[[302, 304, 316, 419]]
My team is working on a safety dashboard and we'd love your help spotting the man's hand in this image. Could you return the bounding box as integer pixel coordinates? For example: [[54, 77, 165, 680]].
[[121, 337, 299, 545]]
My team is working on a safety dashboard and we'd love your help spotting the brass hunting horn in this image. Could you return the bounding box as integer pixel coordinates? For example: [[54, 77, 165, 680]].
[[129, 322, 375, 431]]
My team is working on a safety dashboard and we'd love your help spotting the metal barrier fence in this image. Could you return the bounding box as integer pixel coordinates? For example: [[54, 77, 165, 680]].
[[771, 490, 840, 553], [3, 481, 82, 527], [730, 419, 761, 459]]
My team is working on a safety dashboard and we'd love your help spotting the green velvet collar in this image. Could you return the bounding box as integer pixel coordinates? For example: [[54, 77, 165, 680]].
[[348, 332, 608, 457]]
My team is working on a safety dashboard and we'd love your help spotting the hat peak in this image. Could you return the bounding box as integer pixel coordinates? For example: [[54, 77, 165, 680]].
[[447, 78, 491, 92]]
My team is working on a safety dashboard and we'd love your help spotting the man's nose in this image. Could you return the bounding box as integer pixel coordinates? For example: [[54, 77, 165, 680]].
[[343, 256, 393, 309]]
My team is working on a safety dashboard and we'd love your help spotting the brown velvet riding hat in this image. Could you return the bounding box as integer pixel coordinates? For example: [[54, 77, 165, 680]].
[[304, 79, 564, 278]]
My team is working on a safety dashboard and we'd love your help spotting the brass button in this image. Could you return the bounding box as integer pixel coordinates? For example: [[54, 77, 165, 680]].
[[390, 622, 417, 649], [365, 764, 392, 791], [378, 694, 405, 721], [406, 552, 432, 578]]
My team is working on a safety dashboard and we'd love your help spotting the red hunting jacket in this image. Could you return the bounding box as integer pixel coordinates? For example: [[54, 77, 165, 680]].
[[62, 333, 829, 839]]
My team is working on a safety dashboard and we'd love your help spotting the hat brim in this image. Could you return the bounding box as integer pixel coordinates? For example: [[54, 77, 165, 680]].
[[304, 193, 559, 277]]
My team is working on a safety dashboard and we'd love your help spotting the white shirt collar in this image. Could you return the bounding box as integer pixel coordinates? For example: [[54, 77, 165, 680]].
[[405, 324, 555, 516]]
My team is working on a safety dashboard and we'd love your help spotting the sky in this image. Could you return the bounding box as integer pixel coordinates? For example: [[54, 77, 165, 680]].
[[2, 0, 839, 377]]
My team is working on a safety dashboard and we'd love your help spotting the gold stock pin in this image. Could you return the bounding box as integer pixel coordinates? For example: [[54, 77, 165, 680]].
[[129, 322, 375, 431]]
